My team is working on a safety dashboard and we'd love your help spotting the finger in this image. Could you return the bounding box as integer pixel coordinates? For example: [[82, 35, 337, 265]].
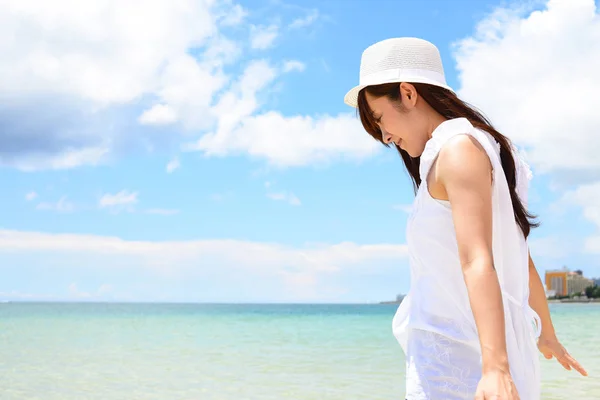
[[474, 390, 485, 400], [556, 355, 572, 371], [565, 353, 588, 376]]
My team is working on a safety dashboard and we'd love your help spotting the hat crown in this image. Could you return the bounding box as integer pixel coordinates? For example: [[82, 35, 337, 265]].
[[360, 37, 446, 80], [343, 37, 453, 108]]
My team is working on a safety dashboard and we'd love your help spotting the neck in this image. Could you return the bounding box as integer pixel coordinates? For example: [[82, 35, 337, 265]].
[[426, 111, 448, 139]]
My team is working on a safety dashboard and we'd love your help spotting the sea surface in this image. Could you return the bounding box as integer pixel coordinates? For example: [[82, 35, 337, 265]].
[[1, 302, 598, 399]]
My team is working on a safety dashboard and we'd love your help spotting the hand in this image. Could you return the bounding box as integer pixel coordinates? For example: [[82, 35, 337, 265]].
[[475, 368, 520, 400], [538, 334, 588, 376]]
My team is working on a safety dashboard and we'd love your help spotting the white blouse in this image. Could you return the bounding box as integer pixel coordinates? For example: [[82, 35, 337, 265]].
[[392, 118, 541, 399]]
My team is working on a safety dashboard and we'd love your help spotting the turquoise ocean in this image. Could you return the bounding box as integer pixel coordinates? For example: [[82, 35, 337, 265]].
[[1, 302, 598, 399]]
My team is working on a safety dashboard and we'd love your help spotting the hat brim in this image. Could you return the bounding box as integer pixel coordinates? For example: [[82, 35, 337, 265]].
[[344, 77, 454, 108], [343, 84, 367, 108]]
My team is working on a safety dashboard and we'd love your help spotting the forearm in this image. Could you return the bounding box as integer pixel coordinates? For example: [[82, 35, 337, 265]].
[[528, 253, 556, 339], [463, 259, 509, 373]]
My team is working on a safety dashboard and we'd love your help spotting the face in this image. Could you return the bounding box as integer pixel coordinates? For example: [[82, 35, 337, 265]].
[[365, 83, 430, 158]]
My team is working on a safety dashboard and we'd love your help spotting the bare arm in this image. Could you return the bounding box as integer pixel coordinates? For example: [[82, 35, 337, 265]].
[[437, 135, 510, 374], [528, 253, 588, 376], [527, 252, 555, 338]]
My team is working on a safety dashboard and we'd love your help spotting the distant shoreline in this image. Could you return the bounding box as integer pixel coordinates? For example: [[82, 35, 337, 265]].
[[2, 299, 599, 306], [379, 299, 600, 305], [548, 299, 600, 304]]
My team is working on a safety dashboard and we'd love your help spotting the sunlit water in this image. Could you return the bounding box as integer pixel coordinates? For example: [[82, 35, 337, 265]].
[[1, 302, 597, 399]]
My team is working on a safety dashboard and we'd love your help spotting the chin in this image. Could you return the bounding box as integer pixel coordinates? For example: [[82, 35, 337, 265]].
[[405, 148, 420, 158], [405, 144, 426, 158], [398, 142, 420, 158]]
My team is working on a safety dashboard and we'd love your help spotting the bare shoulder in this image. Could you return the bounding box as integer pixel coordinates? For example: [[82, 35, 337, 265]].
[[437, 134, 492, 186]]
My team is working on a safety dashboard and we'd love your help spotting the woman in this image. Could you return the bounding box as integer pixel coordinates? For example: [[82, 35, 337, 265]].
[[344, 38, 587, 399]]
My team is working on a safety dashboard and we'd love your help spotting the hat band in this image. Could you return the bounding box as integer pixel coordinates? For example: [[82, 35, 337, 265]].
[[359, 68, 447, 88]]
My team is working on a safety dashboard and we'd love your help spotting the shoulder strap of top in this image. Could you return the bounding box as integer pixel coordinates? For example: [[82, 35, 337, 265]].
[[419, 118, 501, 182]]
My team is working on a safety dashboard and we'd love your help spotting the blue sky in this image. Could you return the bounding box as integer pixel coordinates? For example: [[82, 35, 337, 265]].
[[1, 0, 600, 302]]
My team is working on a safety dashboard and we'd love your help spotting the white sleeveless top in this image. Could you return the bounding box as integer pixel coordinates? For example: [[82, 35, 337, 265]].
[[392, 118, 541, 400]]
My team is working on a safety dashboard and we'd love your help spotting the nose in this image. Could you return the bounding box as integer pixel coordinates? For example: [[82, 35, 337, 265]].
[[381, 130, 393, 144]]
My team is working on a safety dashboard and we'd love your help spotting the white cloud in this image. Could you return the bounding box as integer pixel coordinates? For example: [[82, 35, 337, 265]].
[[139, 104, 178, 125], [528, 236, 570, 259], [267, 191, 301, 206], [36, 196, 75, 213], [0, 0, 241, 169], [7, 146, 110, 172], [0, 0, 220, 104], [561, 181, 600, 252], [25, 191, 38, 201], [0, 228, 408, 302], [190, 111, 380, 167], [0, 0, 377, 171], [0, 229, 408, 268], [289, 10, 319, 29], [203, 35, 241, 67], [138, 53, 229, 129], [99, 190, 139, 208], [209, 59, 277, 134], [265, 181, 301, 205], [454, 0, 600, 174], [283, 60, 306, 73], [218, 4, 247, 26], [563, 181, 600, 227], [166, 157, 181, 173], [183, 59, 277, 151], [182, 56, 380, 167], [250, 25, 279, 49]]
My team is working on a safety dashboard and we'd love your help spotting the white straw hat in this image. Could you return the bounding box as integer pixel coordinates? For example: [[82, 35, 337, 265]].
[[344, 37, 453, 108]]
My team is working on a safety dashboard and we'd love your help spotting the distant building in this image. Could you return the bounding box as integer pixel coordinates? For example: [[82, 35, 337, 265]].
[[545, 267, 594, 296], [546, 268, 568, 296], [593, 278, 600, 287], [568, 272, 594, 296]]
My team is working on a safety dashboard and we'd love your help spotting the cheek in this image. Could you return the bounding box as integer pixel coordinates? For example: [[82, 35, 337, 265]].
[[387, 113, 407, 136], [396, 115, 421, 141]]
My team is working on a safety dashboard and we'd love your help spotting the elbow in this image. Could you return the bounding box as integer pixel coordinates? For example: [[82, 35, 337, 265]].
[[461, 254, 495, 276]]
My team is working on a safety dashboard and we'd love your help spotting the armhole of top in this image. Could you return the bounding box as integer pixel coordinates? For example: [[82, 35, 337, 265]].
[[422, 131, 499, 204]]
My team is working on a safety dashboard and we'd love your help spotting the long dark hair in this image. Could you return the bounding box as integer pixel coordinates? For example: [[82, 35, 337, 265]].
[[357, 82, 538, 238]]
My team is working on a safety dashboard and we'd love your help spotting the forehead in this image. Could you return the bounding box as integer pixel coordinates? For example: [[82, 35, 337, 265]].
[[364, 92, 390, 113]]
